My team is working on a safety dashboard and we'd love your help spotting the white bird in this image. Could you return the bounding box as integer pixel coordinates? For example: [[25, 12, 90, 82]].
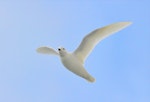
[[36, 22, 132, 83]]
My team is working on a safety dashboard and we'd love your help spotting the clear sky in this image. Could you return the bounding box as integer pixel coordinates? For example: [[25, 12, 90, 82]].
[[0, 1, 150, 102]]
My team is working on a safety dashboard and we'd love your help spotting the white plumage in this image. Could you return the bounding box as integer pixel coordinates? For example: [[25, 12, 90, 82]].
[[37, 22, 132, 83]]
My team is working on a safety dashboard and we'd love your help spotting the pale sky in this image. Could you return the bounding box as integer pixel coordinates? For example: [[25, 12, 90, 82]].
[[0, 1, 150, 102]]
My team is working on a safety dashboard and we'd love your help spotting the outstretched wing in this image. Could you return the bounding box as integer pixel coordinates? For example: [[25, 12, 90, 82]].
[[36, 46, 59, 56], [73, 22, 132, 64]]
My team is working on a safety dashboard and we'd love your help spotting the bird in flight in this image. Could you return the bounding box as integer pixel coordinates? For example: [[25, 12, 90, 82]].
[[36, 22, 132, 83]]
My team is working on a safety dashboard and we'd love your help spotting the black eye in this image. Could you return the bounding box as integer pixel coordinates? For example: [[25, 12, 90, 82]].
[[58, 48, 61, 51]]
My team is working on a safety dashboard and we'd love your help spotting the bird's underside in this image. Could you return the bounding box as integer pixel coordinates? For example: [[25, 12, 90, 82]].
[[36, 22, 132, 83]]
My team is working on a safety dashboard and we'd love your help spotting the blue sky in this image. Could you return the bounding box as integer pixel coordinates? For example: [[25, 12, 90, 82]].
[[0, 1, 150, 102]]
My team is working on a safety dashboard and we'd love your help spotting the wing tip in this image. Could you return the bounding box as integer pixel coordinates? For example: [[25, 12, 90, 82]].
[[119, 21, 132, 26], [36, 47, 45, 53], [36, 48, 42, 53], [36, 47, 49, 54]]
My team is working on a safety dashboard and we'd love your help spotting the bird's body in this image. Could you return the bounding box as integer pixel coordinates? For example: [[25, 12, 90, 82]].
[[36, 22, 132, 83], [60, 52, 95, 82]]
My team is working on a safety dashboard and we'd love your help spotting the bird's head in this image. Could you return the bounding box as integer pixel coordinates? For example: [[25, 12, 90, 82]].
[[58, 47, 67, 57]]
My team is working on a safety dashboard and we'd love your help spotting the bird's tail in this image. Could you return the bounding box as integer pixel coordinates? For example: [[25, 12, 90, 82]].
[[85, 75, 95, 83]]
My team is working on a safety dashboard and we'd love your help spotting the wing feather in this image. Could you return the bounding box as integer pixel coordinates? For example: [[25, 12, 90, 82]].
[[74, 22, 132, 63], [36, 46, 59, 55]]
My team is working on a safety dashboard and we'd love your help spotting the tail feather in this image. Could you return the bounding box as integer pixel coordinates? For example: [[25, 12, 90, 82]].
[[85, 75, 95, 83]]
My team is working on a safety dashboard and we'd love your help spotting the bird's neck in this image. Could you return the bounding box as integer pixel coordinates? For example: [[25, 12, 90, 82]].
[[59, 51, 70, 57]]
